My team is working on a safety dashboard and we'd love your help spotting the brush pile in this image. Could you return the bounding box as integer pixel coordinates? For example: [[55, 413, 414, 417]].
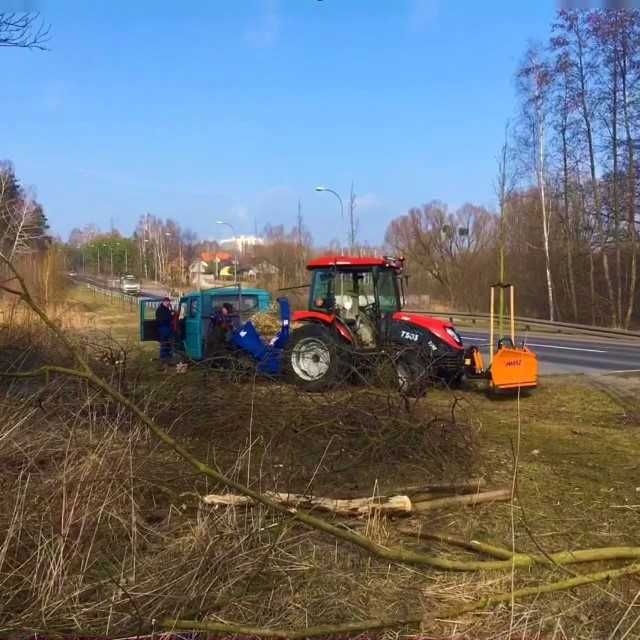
[[0, 327, 481, 636]]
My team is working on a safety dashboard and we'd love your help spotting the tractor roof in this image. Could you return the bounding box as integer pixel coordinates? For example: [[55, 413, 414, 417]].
[[307, 255, 391, 269]]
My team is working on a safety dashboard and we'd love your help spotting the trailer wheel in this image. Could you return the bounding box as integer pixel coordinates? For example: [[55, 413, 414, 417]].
[[284, 323, 345, 392]]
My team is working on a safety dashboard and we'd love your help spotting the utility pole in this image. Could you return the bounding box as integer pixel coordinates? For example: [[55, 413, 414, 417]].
[[143, 213, 150, 280], [497, 124, 509, 339], [349, 181, 357, 251], [297, 199, 304, 279]]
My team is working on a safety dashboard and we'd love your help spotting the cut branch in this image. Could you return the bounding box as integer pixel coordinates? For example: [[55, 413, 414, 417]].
[[413, 488, 511, 512], [163, 562, 640, 638], [202, 492, 412, 515]]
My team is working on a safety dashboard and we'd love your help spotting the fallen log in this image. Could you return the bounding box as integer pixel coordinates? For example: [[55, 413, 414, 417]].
[[202, 491, 413, 515], [385, 478, 486, 497], [201, 488, 509, 516], [413, 488, 511, 512]]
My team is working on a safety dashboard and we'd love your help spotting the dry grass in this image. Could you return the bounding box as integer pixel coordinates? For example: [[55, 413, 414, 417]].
[[0, 292, 639, 638]]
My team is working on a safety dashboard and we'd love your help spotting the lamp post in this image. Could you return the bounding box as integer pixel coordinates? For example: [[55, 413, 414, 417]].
[[315, 186, 349, 248], [216, 220, 238, 285], [103, 243, 113, 277]]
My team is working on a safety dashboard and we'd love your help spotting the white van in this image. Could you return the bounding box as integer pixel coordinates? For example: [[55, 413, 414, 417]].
[[120, 274, 141, 295]]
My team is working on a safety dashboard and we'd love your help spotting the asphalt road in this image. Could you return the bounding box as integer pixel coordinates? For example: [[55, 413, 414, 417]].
[[460, 329, 640, 375]]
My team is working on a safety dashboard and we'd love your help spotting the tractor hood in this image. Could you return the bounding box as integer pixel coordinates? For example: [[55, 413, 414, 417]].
[[392, 312, 463, 351]]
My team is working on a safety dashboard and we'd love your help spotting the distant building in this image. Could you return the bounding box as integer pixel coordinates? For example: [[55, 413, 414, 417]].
[[219, 235, 264, 254], [201, 251, 233, 264]]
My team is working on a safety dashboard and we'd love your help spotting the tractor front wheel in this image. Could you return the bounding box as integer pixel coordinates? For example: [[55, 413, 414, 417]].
[[284, 323, 345, 392], [394, 350, 429, 398]]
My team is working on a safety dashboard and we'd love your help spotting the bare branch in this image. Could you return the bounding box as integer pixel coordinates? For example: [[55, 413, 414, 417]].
[[0, 12, 50, 50]]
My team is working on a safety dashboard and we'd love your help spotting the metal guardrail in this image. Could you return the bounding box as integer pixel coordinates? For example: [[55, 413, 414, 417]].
[[85, 283, 141, 311], [407, 309, 640, 340], [81, 277, 640, 341]]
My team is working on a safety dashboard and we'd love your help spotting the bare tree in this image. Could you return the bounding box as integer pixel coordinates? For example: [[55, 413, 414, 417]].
[[517, 45, 556, 321], [0, 13, 49, 50]]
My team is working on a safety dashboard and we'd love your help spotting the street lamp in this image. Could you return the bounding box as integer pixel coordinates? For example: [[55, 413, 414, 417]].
[[216, 220, 238, 285], [114, 242, 122, 275], [315, 186, 348, 248], [103, 243, 113, 277]]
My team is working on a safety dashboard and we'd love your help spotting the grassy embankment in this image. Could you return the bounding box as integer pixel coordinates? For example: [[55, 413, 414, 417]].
[[0, 286, 638, 638]]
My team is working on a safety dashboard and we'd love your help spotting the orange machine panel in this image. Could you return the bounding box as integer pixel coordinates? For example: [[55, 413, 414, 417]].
[[490, 347, 538, 390]]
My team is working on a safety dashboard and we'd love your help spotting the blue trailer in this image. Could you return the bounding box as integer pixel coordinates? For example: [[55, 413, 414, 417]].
[[140, 285, 273, 361]]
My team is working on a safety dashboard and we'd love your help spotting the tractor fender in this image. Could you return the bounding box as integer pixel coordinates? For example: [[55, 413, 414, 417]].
[[392, 312, 463, 351], [291, 310, 353, 343]]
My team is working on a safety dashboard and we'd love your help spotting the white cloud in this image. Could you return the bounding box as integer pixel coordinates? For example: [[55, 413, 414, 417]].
[[244, 0, 281, 48], [355, 192, 383, 212]]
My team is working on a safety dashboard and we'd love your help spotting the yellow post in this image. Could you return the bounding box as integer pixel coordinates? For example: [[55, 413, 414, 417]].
[[489, 286, 495, 366], [510, 285, 515, 344], [499, 247, 505, 339]]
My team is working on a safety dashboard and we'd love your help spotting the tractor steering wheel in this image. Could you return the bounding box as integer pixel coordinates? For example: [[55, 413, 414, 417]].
[[360, 302, 378, 319]]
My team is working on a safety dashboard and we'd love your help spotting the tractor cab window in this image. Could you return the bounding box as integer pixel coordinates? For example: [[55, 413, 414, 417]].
[[376, 269, 401, 314], [205, 295, 259, 316], [339, 271, 376, 317], [309, 270, 335, 312]]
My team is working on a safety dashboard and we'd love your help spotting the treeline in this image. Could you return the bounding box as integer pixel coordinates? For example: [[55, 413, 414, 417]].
[[0, 161, 63, 303], [68, 215, 199, 288], [388, 9, 640, 328]]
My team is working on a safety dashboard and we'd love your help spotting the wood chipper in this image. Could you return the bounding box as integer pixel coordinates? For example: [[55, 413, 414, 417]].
[[464, 283, 538, 392]]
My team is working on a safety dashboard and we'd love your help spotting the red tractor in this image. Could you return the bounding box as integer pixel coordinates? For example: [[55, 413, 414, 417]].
[[282, 255, 465, 394]]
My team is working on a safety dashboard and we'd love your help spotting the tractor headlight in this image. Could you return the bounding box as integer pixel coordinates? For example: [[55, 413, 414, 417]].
[[445, 327, 462, 344]]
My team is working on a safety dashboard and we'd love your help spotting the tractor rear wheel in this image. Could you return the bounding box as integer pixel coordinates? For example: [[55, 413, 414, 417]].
[[284, 323, 345, 392]]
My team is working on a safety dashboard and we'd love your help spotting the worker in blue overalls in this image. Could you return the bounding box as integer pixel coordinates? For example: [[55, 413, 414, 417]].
[[155, 297, 174, 367]]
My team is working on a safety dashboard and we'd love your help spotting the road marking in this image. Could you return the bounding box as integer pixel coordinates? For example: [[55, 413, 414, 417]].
[[460, 336, 607, 354], [602, 369, 640, 374]]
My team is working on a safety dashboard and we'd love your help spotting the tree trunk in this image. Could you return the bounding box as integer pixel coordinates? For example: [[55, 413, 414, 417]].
[[589, 250, 597, 325], [622, 71, 637, 328], [578, 36, 615, 326], [561, 117, 579, 321], [538, 124, 555, 321], [612, 49, 623, 327]]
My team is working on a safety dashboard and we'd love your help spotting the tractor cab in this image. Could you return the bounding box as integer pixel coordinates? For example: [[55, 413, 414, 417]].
[[298, 256, 405, 348], [140, 285, 272, 361]]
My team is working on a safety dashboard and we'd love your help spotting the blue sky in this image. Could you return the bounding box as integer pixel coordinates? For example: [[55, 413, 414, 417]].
[[3, 0, 558, 246]]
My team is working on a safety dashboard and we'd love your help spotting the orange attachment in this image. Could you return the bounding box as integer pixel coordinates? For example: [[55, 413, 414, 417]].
[[490, 345, 538, 390]]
